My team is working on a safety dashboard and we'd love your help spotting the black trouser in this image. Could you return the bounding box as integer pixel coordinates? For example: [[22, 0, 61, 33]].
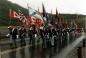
[[11, 36, 17, 48], [29, 33, 35, 45], [20, 36, 26, 46]]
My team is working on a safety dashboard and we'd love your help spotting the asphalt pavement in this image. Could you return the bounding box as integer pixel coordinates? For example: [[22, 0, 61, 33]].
[[0, 33, 86, 58]]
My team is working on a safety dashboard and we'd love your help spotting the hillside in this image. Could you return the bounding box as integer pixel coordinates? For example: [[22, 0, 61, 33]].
[[0, 0, 28, 26], [0, 0, 86, 27]]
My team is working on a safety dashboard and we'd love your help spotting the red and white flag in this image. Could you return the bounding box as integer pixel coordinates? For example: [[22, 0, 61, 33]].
[[18, 11, 27, 23], [26, 16, 32, 28], [9, 8, 19, 18]]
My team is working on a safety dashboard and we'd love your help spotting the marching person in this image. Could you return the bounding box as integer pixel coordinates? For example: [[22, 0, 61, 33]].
[[7, 25, 13, 37], [28, 23, 36, 45], [19, 25, 26, 46], [7, 25, 13, 44], [8, 24, 18, 48], [39, 24, 45, 47]]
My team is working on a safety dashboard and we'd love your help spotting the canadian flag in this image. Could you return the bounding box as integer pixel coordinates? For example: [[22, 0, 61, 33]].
[[9, 8, 19, 18]]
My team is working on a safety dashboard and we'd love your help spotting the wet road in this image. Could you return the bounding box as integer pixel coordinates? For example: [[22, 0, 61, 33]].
[[1, 44, 59, 58], [0, 32, 86, 58]]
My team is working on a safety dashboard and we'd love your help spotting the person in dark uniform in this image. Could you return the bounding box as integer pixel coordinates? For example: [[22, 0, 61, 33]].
[[51, 26, 58, 47], [39, 24, 45, 48], [66, 27, 74, 44], [62, 28, 68, 47], [19, 25, 26, 46], [40, 24, 44, 39], [28, 24, 36, 45], [7, 25, 13, 45], [9, 24, 18, 48], [45, 25, 52, 48], [7, 25, 13, 37], [8, 25, 13, 35], [58, 26, 63, 50]]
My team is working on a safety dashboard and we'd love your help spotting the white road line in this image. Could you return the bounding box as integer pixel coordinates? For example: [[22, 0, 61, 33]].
[[0, 43, 42, 55]]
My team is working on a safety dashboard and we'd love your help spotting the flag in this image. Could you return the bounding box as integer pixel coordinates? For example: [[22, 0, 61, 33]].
[[42, 3, 48, 23], [51, 10, 52, 19], [27, 6, 43, 27], [56, 8, 59, 17], [27, 6, 36, 16], [9, 8, 14, 17], [35, 18, 42, 25], [27, 16, 36, 25], [26, 16, 32, 28], [55, 8, 60, 23], [31, 16, 42, 25], [37, 8, 40, 15], [27, 8, 43, 25], [9, 8, 19, 18], [18, 10, 27, 23], [34, 8, 43, 23], [42, 4, 47, 17], [27, 16, 42, 26]]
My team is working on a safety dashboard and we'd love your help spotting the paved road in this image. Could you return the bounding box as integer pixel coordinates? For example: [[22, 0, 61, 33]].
[[0, 33, 86, 58]]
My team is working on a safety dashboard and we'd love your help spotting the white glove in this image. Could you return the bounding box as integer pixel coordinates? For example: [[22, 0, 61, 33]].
[[6, 33, 10, 37], [17, 35, 19, 39], [35, 34, 37, 38]]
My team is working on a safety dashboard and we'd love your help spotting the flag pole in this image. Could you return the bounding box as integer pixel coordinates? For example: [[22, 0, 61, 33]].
[[18, 8, 22, 26], [25, 0, 30, 29], [9, 9, 12, 25], [9, 16, 12, 25], [25, 0, 29, 16]]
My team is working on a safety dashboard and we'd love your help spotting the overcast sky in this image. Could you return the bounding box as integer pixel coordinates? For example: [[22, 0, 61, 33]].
[[8, 0, 86, 15]]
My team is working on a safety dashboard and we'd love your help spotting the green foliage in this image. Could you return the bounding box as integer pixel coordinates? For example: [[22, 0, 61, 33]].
[[0, 0, 28, 26], [0, 0, 85, 27]]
